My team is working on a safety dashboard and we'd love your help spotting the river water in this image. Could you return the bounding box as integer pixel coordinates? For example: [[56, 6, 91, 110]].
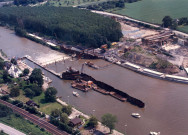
[[1, 27, 188, 135]]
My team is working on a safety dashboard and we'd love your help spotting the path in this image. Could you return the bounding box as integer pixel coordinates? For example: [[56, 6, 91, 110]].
[[0, 123, 26, 135]]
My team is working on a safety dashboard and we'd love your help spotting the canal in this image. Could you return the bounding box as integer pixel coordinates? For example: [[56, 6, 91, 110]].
[[1, 27, 188, 135]]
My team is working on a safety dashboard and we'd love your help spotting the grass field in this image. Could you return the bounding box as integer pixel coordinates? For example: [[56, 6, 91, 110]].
[[48, 0, 109, 7], [0, 114, 51, 135], [14, 91, 62, 115], [113, 0, 188, 24]]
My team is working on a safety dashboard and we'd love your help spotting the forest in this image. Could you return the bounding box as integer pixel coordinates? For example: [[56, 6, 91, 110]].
[[0, 6, 122, 48]]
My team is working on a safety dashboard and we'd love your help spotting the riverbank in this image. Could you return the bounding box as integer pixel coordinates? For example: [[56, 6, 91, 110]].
[[56, 98, 124, 135], [19, 21, 188, 85]]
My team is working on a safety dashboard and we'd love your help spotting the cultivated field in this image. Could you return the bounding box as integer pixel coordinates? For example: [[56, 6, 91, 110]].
[[113, 0, 188, 24]]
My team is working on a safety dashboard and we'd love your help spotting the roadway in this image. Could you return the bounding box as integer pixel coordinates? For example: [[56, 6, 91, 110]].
[[0, 99, 69, 135]]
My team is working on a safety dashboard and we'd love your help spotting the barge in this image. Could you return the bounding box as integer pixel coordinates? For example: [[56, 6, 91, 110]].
[[92, 86, 110, 95], [110, 92, 126, 102]]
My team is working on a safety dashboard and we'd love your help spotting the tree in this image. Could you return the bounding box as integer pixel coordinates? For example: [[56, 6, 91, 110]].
[[101, 113, 117, 133], [45, 87, 57, 102], [62, 105, 72, 116], [162, 16, 172, 28], [24, 88, 35, 98], [29, 68, 43, 86], [0, 60, 4, 70], [23, 68, 29, 76], [87, 116, 98, 128], [10, 87, 20, 97], [51, 109, 61, 118], [11, 58, 17, 65], [3, 70, 11, 82], [30, 84, 42, 96], [60, 113, 69, 125]]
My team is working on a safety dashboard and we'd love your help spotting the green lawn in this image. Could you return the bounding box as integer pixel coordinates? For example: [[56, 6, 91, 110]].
[[32, 93, 62, 115], [0, 114, 51, 135], [113, 0, 188, 24]]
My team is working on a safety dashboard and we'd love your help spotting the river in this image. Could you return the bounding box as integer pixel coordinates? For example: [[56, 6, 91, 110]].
[[0, 27, 188, 135]]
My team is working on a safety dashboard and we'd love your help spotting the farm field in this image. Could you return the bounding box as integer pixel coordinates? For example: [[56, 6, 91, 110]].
[[177, 26, 188, 34], [48, 0, 109, 7], [113, 0, 188, 25]]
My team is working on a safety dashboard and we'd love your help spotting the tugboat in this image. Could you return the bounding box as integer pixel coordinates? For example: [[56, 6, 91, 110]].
[[85, 61, 99, 69], [62, 67, 80, 80], [73, 91, 79, 97], [149, 131, 160, 135], [131, 113, 141, 118]]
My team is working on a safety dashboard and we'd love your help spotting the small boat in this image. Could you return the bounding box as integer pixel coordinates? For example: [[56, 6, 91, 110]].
[[73, 91, 79, 97], [149, 131, 160, 135], [131, 113, 141, 118]]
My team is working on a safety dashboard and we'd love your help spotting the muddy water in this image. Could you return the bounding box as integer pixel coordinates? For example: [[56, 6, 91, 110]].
[[1, 27, 188, 135]]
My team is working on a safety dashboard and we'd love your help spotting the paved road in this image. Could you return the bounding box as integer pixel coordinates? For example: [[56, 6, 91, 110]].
[[0, 99, 69, 135], [0, 123, 26, 135], [91, 10, 160, 28]]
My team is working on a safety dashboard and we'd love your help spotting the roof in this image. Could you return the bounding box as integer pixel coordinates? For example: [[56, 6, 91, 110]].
[[70, 117, 82, 125], [26, 100, 38, 106]]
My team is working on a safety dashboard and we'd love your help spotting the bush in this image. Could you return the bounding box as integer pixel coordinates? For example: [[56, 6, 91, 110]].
[[0, 95, 9, 101], [0, 103, 12, 117], [58, 122, 72, 134]]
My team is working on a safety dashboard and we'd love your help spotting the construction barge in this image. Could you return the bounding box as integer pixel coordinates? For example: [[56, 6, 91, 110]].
[[71, 79, 91, 92], [62, 67, 145, 108]]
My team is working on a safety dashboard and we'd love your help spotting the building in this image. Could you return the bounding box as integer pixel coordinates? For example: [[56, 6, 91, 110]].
[[69, 117, 82, 127], [142, 31, 174, 45], [8, 65, 22, 78]]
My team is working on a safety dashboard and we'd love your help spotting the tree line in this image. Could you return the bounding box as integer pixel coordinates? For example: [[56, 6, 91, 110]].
[[13, 0, 44, 6], [162, 16, 188, 29], [0, 6, 122, 48], [86, 0, 141, 11]]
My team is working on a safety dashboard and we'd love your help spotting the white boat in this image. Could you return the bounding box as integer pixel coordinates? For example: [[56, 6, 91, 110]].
[[73, 91, 79, 97], [131, 113, 141, 118], [150, 131, 160, 135]]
